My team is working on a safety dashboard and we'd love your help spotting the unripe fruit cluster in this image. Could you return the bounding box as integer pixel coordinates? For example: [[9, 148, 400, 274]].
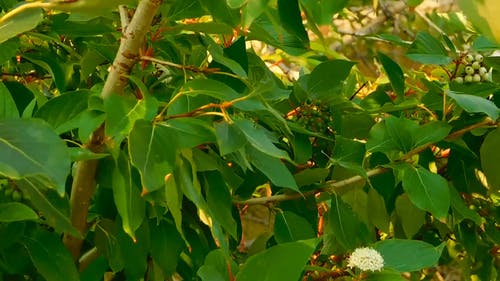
[[290, 100, 335, 135], [0, 179, 27, 202], [454, 53, 490, 84]]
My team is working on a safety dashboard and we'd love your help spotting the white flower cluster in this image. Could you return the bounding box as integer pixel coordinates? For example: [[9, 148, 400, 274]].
[[347, 247, 384, 272]]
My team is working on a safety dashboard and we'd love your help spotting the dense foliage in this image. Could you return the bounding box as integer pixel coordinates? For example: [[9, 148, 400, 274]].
[[0, 0, 499, 280]]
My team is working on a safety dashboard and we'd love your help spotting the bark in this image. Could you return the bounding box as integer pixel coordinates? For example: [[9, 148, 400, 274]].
[[62, 0, 163, 262]]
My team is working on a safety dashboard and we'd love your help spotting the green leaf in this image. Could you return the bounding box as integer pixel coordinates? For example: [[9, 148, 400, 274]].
[[367, 188, 390, 233], [277, 0, 309, 46], [198, 249, 238, 281], [308, 60, 355, 100], [203, 36, 248, 78], [215, 121, 247, 155], [456, 0, 500, 44], [378, 53, 405, 99], [395, 194, 425, 238], [94, 219, 124, 272], [35, 90, 91, 134], [164, 174, 184, 239], [112, 152, 145, 240], [0, 81, 19, 119], [328, 194, 374, 251], [105, 93, 157, 144], [407, 32, 452, 65], [150, 220, 185, 276], [274, 211, 315, 243], [480, 127, 500, 191], [227, 0, 245, 8], [374, 239, 444, 272], [23, 53, 67, 91], [160, 118, 215, 148], [364, 269, 407, 281], [412, 121, 451, 147], [200, 0, 239, 27], [242, 0, 270, 28], [449, 185, 482, 225], [235, 119, 289, 159], [23, 229, 80, 281], [68, 147, 108, 161], [181, 78, 240, 101], [235, 238, 319, 281], [447, 91, 499, 120], [400, 165, 450, 219], [0, 119, 70, 194], [247, 146, 298, 190], [205, 171, 237, 238], [0, 202, 38, 222], [0, 7, 43, 43], [17, 177, 81, 238], [330, 137, 366, 176], [129, 120, 176, 192], [0, 37, 20, 65]]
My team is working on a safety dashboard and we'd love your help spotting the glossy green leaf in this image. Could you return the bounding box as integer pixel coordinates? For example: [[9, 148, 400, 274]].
[[374, 239, 444, 272], [235, 119, 289, 159], [200, 0, 239, 26], [105, 93, 157, 143], [235, 238, 319, 281], [242, 0, 269, 28], [480, 127, 500, 190], [17, 177, 81, 238], [457, 0, 500, 44], [35, 90, 91, 134], [215, 121, 247, 155], [407, 32, 452, 65], [94, 219, 124, 272], [0, 7, 43, 43], [68, 147, 108, 161], [0, 119, 70, 194], [364, 269, 406, 281], [378, 53, 405, 99], [164, 173, 184, 239], [198, 249, 238, 281], [400, 165, 450, 219], [160, 118, 215, 148], [176, 150, 207, 210], [367, 188, 390, 233], [80, 256, 108, 281], [447, 91, 499, 120], [181, 78, 240, 101], [23, 229, 80, 281], [274, 211, 315, 243], [150, 220, 185, 276], [205, 171, 237, 238], [112, 152, 145, 240], [277, 0, 309, 45], [395, 194, 425, 238], [129, 120, 176, 192], [0, 81, 19, 119], [308, 60, 355, 100], [0, 202, 38, 222], [331, 137, 366, 176], [23, 53, 67, 91], [449, 185, 482, 225], [328, 194, 374, 251], [247, 146, 298, 190], [0, 37, 20, 64], [203, 36, 248, 78]]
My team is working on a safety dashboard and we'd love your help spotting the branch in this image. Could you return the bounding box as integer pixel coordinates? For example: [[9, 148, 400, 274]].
[[141, 55, 220, 73], [62, 0, 163, 262], [235, 117, 498, 206]]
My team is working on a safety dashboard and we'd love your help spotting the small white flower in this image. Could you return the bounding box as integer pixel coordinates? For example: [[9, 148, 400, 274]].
[[347, 247, 384, 272]]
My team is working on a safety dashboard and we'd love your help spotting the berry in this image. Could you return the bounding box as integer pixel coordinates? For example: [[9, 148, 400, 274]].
[[475, 54, 484, 63], [481, 73, 490, 81], [465, 54, 474, 64], [473, 74, 481, 82], [472, 61, 481, 70], [464, 75, 473, 83], [479, 67, 488, 75], [454, 77, 464, 84], [465, 66, 475, 75]]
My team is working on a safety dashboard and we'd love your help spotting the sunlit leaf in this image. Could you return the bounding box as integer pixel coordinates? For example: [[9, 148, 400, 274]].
[[0, 202, 38, 222]]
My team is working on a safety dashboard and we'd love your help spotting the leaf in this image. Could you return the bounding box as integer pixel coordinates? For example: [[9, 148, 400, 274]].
[[330, 137, 366, 177], [412, 121, 451, 148], [112, 152, 145, 240], [17, 177, 81, 238], [364, 269, 407, 281], [150, 220, 185, 276], [0, 37, 20, 65], [0, 7, 43, 43], [164, 174, 184, 239], [227, 0, 245, 8], [328, 194, 374, 251], [242, 0, 270, 28], [374, 239, 444, 272], [23, 229, 80, 281], [480, 127, 500, 191], [0, 81, 19, 119], [247, 146, 298, 190], [378, 53, 405, 99], [407, 32, 452, 65], [34, 90, 91, 134], [235, 119, 289, 159], [0, 202, 38, 222], [395, 194, 425, 238], [23, 53, 67, 91], [181, 78, 240, 101], [203, 36, 248, 78], [205, 171, 237, 238], [449, 186, 482, 225], [274, 211, 315, 243], [215, 121, 247, 155], [457, 0, 500, 44], [68, 147, 108, 161], [129, 120, 176, 192], [160, 118, 215, 148], [400, 165, 450, 219], [198, 249, 238, 281], [307, 60, 355, 100], [235, 238, 319, 281], [447, 91, 499, 120], [367, 188, 390, 233], [0, 119, 70, 194], [277, 0, 309, 46]]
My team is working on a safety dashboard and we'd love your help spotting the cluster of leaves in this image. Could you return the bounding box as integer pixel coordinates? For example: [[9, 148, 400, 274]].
[[0, 0, 499, 281]]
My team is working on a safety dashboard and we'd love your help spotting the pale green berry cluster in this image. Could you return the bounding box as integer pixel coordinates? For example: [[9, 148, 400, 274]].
[[290, 100, 335, 135], [454, 53, 490, 84], [0, 179, 28, 202]]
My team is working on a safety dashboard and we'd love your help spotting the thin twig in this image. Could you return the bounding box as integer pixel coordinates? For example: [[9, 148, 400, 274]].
[[141, 55, 219, 73]]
